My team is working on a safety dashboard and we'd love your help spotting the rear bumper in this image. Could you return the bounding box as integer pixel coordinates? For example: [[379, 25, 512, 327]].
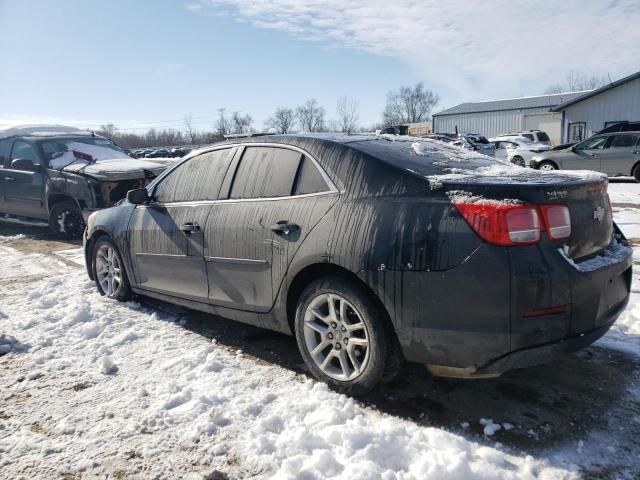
[[374, 230, 632, 376], [469, 299, 625, 377]]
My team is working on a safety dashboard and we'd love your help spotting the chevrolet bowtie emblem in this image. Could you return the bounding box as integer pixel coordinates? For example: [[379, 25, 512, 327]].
[[593, 206, 605, 221]]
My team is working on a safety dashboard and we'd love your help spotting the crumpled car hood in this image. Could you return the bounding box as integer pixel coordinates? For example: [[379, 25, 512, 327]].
[[63, 158, 168, 181]]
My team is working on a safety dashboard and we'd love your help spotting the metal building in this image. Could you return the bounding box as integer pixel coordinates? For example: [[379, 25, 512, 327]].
[[552, 70, 640, 143], [432, 91, 587, 145]]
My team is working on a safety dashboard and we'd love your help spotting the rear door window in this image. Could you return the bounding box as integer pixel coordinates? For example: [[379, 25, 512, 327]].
[[294, 156, 330, 195], [230, 147, 301, 199], [153, 148, 234, 203], [608, 135, 638, 148], [522, 134, 534, 141]]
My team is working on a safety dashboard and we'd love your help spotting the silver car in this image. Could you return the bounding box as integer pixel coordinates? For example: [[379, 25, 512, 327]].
[[530, 132, 640, 180]]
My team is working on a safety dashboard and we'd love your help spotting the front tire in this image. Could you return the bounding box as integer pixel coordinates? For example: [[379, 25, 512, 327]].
[[92, 236, 132, 301], [511, 155, 525, 167], [538, 161, 558, 171], [294, 277, 391, 395], [49, 200, 85, 239], [632, 165, 640, 183]]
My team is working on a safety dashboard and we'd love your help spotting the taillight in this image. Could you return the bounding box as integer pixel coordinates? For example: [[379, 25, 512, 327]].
[[539, 205, 571, 239], [454, 203, 540, 246], [454, 202, 572, 246]]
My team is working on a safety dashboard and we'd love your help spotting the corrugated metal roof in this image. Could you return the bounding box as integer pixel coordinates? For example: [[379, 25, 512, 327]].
[[433, 91, 590, 116], [551, 70, 640, 111]]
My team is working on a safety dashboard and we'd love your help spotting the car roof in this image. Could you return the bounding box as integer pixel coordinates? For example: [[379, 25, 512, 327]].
[[593, 131, 640, 136], [0, 124, 96, 140]]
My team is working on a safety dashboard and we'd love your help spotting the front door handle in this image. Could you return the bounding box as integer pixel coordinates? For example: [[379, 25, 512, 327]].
[[270, 221, 300, 236], [4, 176, 15, 181], [180, 222, 201, 233]]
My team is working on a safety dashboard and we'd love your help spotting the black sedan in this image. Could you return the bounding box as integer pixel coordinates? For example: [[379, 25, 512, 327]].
[[83, 135, 632, 394]]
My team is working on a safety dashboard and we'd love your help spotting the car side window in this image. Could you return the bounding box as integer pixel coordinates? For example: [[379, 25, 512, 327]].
[[608, 135, 637, 149], [0, 138, 11, 168], [575, 136, 607, 150], [153, 148, 233, 203], [229, 147, 301, 199], [294, 156, 330, 195], [522, 134, 534, 141], [10, 140, 39, 164]]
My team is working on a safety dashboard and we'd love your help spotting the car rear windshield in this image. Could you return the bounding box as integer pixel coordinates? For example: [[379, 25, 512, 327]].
[[536, 132, 550, 141]]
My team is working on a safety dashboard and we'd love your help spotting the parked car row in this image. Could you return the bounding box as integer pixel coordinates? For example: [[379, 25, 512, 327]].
[[432, 125, 640, 183]]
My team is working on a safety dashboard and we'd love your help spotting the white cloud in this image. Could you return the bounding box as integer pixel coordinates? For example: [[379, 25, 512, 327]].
[[186, 0, 640, 106]]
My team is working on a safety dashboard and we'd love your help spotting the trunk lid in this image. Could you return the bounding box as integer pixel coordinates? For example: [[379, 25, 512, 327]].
[[441, 174, 613, 259]]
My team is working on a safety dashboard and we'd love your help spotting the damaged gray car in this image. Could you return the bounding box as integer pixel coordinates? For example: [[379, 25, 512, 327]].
[[0, 125, 168, 238]]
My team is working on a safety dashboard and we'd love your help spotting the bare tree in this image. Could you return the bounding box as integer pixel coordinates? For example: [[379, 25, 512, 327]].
[[296, 98, 326, 132], [231, 111, 253, 134], [184, 114, 197, 143], [382, 83, 439, 126], [215, 108, 232, 136], [97, 123, 118, 139], [336, 96, 359, 135], [266, 107, 295, 133], [544, 70, 609, 94]]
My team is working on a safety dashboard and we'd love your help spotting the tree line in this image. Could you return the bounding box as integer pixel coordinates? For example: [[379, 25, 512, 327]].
[[97, 70, 603, 149], [98, 83, 439, 149]]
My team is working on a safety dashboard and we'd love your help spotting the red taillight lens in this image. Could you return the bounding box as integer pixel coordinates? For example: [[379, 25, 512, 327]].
[[454, 203, 541, 246], [539, 205, 571, 239], [454, 202, 572, 246]]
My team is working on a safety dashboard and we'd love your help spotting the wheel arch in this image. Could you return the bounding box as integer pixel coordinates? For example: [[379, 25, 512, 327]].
[[47, 193, 80, 212], [285, 262, 399, 343]]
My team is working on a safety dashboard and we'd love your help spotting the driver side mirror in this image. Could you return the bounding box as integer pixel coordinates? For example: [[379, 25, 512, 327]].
[[126, 188, 149, 205], [11, 158, 39, 171]]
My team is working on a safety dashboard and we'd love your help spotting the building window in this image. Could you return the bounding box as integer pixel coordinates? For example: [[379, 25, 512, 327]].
[[568, 122, 586, 142]]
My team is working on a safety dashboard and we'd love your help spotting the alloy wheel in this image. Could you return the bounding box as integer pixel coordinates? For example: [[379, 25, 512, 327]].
[[303, 293, 370, 381], [95, 244, 122, 297], [539, 163, 556, 171]]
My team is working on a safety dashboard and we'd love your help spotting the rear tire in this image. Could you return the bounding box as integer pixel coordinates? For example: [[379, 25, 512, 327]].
[[633, 165, 640, 183], [538, 161, 558, 171], [294, 276, 393, 395], [92, 235, 132, 301], [49, 200, 85, 240]]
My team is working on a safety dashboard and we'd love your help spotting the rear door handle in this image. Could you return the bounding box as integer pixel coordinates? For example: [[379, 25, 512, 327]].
[[4, 176, 15, 181], [180, 222, 201, 233], [270, 221, 300, 235]]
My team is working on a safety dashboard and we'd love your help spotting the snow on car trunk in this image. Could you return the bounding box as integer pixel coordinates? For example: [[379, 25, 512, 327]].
[[0, 244, 580, 479]]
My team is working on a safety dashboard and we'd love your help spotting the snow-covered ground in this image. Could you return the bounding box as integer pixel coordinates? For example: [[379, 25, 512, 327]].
[[0, 183, 639, 479]]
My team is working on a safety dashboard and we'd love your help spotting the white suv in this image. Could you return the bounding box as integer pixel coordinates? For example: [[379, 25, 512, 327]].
[[495, 130, 551, 145]]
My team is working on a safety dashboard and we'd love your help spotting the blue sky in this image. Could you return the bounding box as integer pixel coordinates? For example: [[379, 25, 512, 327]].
[[1, 0, 638, 133]]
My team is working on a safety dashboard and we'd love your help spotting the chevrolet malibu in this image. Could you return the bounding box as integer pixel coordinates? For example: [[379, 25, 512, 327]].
[[84, 135, 632, 394]]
